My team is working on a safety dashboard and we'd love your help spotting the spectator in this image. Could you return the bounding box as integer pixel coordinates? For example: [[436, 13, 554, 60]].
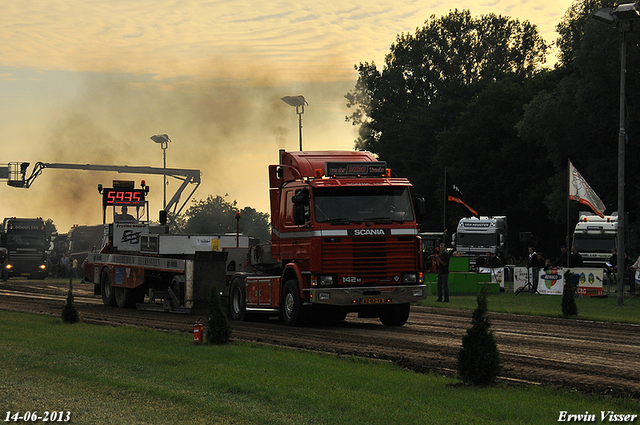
[[553, 246, 568, 268], [435, 243, 450, 303], [623, 252, 635, 294], [527, 247, 537, 269], [60, 254, 69, 278], [570, 246, 584, 267], [488, 252, 502, 268]]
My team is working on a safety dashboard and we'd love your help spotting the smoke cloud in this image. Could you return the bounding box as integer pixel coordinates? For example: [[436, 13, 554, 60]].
[[0, 67, 356, 232]]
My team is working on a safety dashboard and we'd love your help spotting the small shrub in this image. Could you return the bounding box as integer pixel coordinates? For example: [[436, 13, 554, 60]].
[[457, 285, 501, 385], [61, 279, 80, 324], [562, 270, 578, 316], [206, 283, 232, 345]]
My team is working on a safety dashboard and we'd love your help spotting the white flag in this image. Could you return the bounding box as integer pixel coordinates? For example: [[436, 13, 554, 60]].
[[569, 162, 606, 218]]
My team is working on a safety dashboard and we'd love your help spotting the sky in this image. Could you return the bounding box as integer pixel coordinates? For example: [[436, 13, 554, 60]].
[[0, 0, 575, 233]]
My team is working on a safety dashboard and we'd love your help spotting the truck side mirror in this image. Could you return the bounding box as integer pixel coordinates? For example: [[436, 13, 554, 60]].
[[412, 194, 426, 219]]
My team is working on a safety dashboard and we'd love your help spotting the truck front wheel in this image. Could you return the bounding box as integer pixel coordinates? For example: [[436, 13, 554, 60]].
[[281, 279, 306, 326], [229, 278, 246, 321], [100, 268, 116, 307], [379, 303, 410, 327]]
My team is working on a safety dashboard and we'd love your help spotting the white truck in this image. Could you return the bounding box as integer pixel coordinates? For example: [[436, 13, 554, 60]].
[[452, 216, 508, 266], [572, 213, 618, 268]]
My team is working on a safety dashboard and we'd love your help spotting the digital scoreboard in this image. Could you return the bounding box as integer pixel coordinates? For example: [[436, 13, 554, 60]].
[[102, 188, 146, 207]]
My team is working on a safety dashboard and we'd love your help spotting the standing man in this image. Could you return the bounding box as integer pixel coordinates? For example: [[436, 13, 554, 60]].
[[436, 243, 450, 303], [553, 246, 568, 268], [72, 257, 78, 279], [570, 246, 584, 267], [528, 246, 538, 289]]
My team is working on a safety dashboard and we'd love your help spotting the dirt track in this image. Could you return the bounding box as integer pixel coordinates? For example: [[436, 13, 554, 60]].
[[1, 279, 639, 399]]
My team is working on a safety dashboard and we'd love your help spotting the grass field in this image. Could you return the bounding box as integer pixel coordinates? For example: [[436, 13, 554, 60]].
[[417, 289, 640, 325], [0, 309, 638, 425]]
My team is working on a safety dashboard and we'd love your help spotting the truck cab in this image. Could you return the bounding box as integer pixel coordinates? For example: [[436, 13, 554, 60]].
[[453, 216, 508, 266], [572, 213, 618, 268], [229, 150, 427, 327]]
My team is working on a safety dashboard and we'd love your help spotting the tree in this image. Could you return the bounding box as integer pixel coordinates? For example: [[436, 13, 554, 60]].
[[44, 218, 57, 240], [457, 285, 501, 385], [61, 279, 80, 324], [206, 284, 232, 345], [562, 270, 579, 316], [346, 10, 548, 234], [182, 194, 270, 242], [517, 0, 640, 237]]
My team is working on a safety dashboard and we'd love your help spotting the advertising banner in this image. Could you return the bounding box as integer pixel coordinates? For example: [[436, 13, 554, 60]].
[[478, 267, 505, 288], [537, 269, 564, 295], [513, 267, 532, 292], [571, 268, 604, 296], [114, 223, 146, 252]]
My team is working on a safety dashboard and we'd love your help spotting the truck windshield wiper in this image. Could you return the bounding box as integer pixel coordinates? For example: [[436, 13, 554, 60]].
[[324, 218, 354, 225], [365, 216, 405, 224]]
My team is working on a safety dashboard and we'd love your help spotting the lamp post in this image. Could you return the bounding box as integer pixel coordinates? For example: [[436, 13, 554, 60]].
[[150, 134, 171, 210], [281, 95, 308, 151], [594, 3, 640, 306]]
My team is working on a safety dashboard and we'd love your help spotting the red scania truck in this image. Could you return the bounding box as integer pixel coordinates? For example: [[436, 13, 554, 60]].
[[228, 150, 427, 326]]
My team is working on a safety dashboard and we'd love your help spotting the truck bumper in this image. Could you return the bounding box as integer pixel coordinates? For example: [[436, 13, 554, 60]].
[[307, 284, 427, 306]]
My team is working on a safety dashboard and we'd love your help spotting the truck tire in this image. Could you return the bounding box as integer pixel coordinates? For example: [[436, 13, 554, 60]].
[[379, 303, 410, 327], [133, 286, 146, 304], [100, 268, 116, 307], [281, 279, 306, 326], [229, 278, 246, 321], [115, 286, 133, 308]]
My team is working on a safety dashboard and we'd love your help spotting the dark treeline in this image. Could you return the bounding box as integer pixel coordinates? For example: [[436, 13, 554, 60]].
[[345, 1, 640, 262]]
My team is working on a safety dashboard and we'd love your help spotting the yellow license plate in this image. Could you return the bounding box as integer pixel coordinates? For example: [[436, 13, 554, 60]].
[[361, 298, 384, 304]]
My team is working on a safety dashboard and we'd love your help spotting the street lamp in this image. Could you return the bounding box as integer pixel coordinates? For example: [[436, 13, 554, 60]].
[[281, 95, 308, 151], [593, 2, 640, 306], [150, 134, 171, 210]]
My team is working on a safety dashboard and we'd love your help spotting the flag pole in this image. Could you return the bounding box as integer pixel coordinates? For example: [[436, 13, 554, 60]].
[[567, 158, 571, 269], [443, 168, 447, 240]]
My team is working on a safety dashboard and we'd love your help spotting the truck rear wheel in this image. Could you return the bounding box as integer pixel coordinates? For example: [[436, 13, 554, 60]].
[[115, 286, 133, 308], [379, 303, 410, 327], [100, 268, 116, 307], [229, 278, 246, 321], [281, 279, 306, 326]]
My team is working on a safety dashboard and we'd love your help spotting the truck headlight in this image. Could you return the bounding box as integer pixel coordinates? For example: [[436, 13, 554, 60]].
[[311, 275, 334, 286], [403, 273, 417, 283], [319, 275, 334, 285]]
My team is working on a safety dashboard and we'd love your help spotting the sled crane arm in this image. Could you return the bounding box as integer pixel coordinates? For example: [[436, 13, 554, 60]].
[[2, 162, 200, 229]]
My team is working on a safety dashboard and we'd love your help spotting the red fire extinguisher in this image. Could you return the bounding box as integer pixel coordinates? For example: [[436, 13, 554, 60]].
[[193, 319, 203, 344]]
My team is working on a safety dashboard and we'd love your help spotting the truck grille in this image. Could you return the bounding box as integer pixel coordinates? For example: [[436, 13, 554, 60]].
[[321, 237, 418, 282]]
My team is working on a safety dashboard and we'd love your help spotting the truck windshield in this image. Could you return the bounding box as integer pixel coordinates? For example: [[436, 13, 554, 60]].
[[6, 234, 47, 249], [313, 186, 415, 223], [456, 233, 498, 247], [573, 235, 616, 252]]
